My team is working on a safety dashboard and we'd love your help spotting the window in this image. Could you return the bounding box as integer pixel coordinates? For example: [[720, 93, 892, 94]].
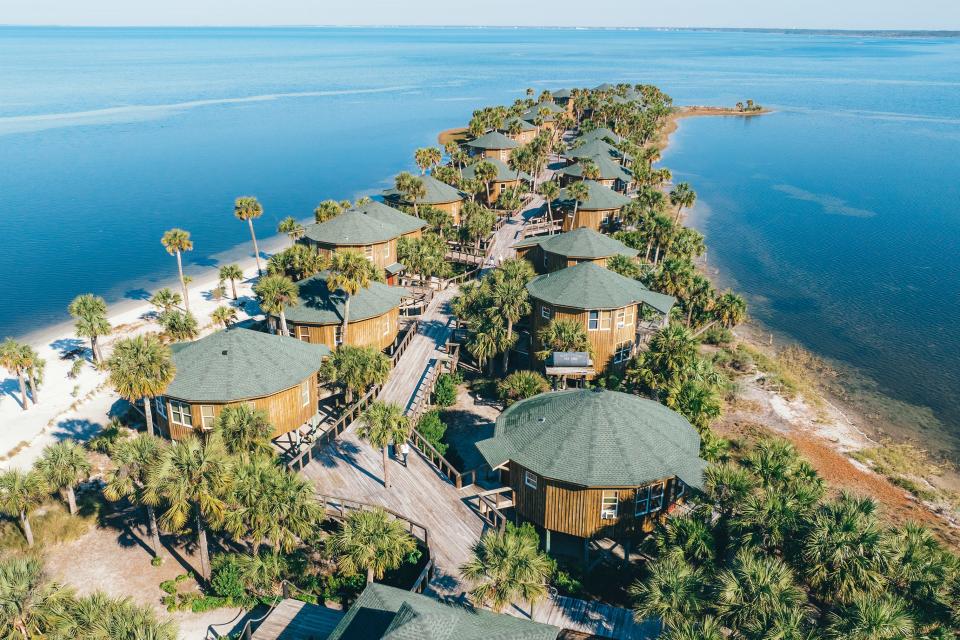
[[600, 310, 611, 330], [616, 309, 626, 328], [301, 380, 311, 407], [297, 326, 310, 342], [524, 470, 538, 489], [588, 310, 599, 330], [199, 405, 215, 430], [650, 483, 665, 512], [672, 479, 686, 501], [384, 243, 391, 259], [542, 252, 549, 268], [169, 400, 193, 427], [155, 397, 166, 419], [363, 245, 373, 260], [541, 305, 552, 320], [334, 325, 344, 346], [601, 491, 619, 519], [383, 314, 390, 336], [614, 341, 632, 364], [635, 486, 651, 517]]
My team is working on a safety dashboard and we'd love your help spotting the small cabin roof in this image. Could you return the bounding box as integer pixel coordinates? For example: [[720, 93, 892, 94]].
[[553, 180, 631, 212], [558, 154, 632, 183], [576, 128, 619, 144], [165, 328, 330, 403], [328, 583, 560, 640], [284, 272, 409, 326], [566, 139, 621, 161], [499, 116, 537, 133], [355, 200, 427, 235], [592, 82, 617, 92], [383, 174, 465, 205], [476, 389, 706, 489], [552, 88, 572, 99], [302, 209, 400, 246], [465, 130, 520, 150], [526, 261, 674, 313], [461, 157, 532, 182], [514, 227, 639, 260], [522, 101, 564, 122]]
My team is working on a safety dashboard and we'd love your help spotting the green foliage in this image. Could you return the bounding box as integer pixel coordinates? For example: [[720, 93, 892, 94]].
[[416, 411, 448, 456], [210, 555, 247, 599], [433, 372, 460, 407], [498, 370, 550, 405]]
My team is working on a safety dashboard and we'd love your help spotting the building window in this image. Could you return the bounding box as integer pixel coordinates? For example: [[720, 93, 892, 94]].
[[635, 486, 651, 516], [614, 341, 632, 364], [588, 310, 599, 330], [616, 309, 626, 328], [364, 245, 373, 260], [297, 326, 310, 342], [524, 470, 538, 489], [542, 252, 549, 268], [155, 397, 166, 419], [169, 400, 192, 428], [541, 305, 552, 320], [301, 380, 311, 407], [601, 491, 619, 520], [650, 483, 665, 512], [384, 244, 390, 259], [672, 479, 686, 501], [383, 315, 390, 336], [334, 325, 344, 346], [200, 405, 215, 430]]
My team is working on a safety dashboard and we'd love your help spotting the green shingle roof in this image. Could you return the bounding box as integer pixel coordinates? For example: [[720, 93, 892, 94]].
[[499, 116, 536, 133], [558, 154, 632, 183], [284, 272, 409, 326], [514, 227, 639, 260], [355, 200, 427, 235], [165, 328, 329, 403], [554, 180, 631, 211], [522, 101, 564, 122], [566, 139, 620, 161], [593, 83, 616, 92], [552, 88, 572, 99], [476, 389, 706, 489], [576, 127, 619, 144], [328, 583, 559, 640], [383, 175, 465, 205], [302, 209, 400, 246], [461, 157, 531, 182], [526, 261, 675, 314], [465, 130, 519, 150]]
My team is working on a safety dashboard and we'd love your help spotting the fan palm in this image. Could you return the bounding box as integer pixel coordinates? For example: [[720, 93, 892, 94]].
[[651, 514, 716, 567], [0, 555, 74, 638], [327, 250, 375, 338], [106, 333, 175, 437], [103, 433, 168, 556], [357, 401, 409, 489], [668, 380, 722, 431], [693, 291, 747, 338], [630, 555, 706, 629], [497, 370, 549, 405], [0, 469, 48, 547], [314, 199, 342, 223], [0, 339, 31, 410], [669, 182, 697, 225], [277, 216, 305, 245], [627, 324, 698, 395], [157, 309, 198, 341], [22, 347, 44, 405], [210, 305, 238, 328], [145, 433, 233, 581], [234, 196, 264, 276], [332, 507, 417, 583], [712, 549, 809, 634], [825, 593, 915, 640], [36, 440, 90, 516], [67, 591, 178, 640], [538, 181, 560, 222], [489, 265, 532, 370], [535, 318, 591, 361], [253, 274, 299, 336], [67, 293, 111, 365], [703, 463, 756, 560], [659, 616, 723, 640], [321, 344, 390, 404], [467, 314, 510, 374], [213, 404, 274, 458], [395, 172, 426, 217], [473, 160, 499, 204], [414, 146, 442, 174], [160, 228, 193, 312], [149, 288, 182, 313], [566, 180, 590, 228]]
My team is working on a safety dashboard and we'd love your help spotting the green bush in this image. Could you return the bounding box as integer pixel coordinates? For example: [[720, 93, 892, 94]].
[[433, 372, 460, 407], [159, 580, 178, 595], [190, 595, 228, 613], [702, 326, 734, 345], [210, 554, 247, 599], [416, 411, 448, 456], [151, 556, 163, 567]]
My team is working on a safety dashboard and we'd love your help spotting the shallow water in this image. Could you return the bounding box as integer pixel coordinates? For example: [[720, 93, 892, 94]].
[[1, 27, 958, 434]]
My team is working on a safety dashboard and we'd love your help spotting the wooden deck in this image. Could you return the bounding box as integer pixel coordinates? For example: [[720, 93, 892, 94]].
[[250, 599, 344, 640], [534, 595, 658, 640]]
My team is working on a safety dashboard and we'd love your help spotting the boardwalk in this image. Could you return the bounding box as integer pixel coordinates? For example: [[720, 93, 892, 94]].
[[251, 599, 345, 640]]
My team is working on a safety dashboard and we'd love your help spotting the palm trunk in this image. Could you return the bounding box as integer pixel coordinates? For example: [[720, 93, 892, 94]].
[[66, 486, 77, 516], [247, 218, 263, 276], [341, 295, 351, 344], [176, 251, 190, 313], [673, 205, 683, 225], [502, 320, 513, 371], [366, 566, 375, 584], [644, 240, 653, 262], [16, 372, 28, 411], [197, 510, 211, 581], [485, 183, 491, 204], [20, 510, 34, 547], [686, 305, 694, 327], [279, 309, 289, 337], [653, 244, 661, 265], [382, 445, 390, 488], [90, 336, 101, 365], [692, 320, 718, 339], [143, 396, 154, 436], [230, 278, 238, 300], [28, 371, 38, 405], [147, 504, 162, 557]]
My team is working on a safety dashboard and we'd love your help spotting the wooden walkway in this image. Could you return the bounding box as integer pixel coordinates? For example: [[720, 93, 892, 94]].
[[250, 599, 344, 640], [536, 595, 658, 639]]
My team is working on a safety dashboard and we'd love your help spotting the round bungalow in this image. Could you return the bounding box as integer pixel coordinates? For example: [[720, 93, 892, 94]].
[[575, 127, 619, 145], [558, 153, 633, 192], [461, 157, 531, 207], [464, 130, 519, 163], [281, 272, 409, 351], [526, 262, 674, 375], [512, 227, 639, 274], [475, 389, 706, 548], [383, 174, 466, 226], [521, 101, 565, 131], [498, 116, 538, 144], [552, 180, 632, 233], [566, 138, 621, 162], [156, 327, 330, 441], [551, 88, 573, 114]]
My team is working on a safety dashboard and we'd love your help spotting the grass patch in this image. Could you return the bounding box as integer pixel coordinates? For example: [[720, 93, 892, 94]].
[[0, 494, 103, 551], [852, 443, 943, 503]]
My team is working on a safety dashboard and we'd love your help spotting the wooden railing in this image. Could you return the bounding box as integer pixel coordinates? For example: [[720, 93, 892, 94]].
[[285, 385, 381, 472], [317, 493, 431, 548], [400, 287, 435, 315], [438, 265, 483, 289], [522, 218, 562, 238], [389, 320, 418, 366], [475, 487, 514, 533]]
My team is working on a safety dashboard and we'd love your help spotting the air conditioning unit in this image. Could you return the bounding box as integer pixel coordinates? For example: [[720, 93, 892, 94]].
[[601, 511, 617, 520]]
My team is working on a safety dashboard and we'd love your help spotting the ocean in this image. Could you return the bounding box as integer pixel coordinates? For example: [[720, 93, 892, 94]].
[[1, 27, 958, 441]]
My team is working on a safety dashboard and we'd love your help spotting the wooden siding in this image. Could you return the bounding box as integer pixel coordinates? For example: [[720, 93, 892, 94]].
[[522, 246, 617, 274], [308, 239, 398, 271], [432, 199, 463, 226], [157, 373, 318, 441], [560, 174, 617, 191], [287, 306, 400, 352], [486, 178, 522, 206], [529, 299, 640, 376], [558, 207, 623, 233], [509, 462, 680, 539], [480, 148, 512, 163], [509, 130, 537, 144]]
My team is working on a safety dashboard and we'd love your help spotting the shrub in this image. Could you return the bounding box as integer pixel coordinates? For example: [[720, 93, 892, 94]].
[[151, 556, 163, 567], [416, 411, 448, 456], [702, 326, 733, 345], [159, 580, 178, 595], [433, 372, 460, 408], [210, 554, 247, 599]]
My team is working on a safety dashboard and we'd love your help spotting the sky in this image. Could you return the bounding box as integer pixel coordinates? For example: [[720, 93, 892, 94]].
[[2, 0, 959, 30]]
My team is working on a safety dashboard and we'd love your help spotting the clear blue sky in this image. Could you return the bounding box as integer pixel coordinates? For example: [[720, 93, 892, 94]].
[[3, 0, 959, 30]]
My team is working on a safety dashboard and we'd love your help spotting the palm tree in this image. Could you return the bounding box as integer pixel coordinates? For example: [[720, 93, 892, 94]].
[[145, 433, 233, 581], [36, 440, 90, 516], [473, 160, 499, 204], [277, 216, 305, 246], [490, 263, 533, 370], [660, 616, 723, 640], [693, 291, 747, 338], [217, 264, 244, 301], [149, 288, 182, 313], [22, 347, 44, 406], [214, 404, 274, 458], [327, 250, 374, 339], [332, 507, 417, 583], [669, 182, 697, 224], [358, 401, 409, 489], [703, 463, 755, 560], [234, 196, 264, 276], [669, 380, 722, 431], [627, 324, 698, 395], [106, 333, 175, 437], [0, 339, 31, 410], [211, 305, 238, 328], [394, 172, 427, 217], [158, 309, 199, 341], [313, 199, 342, 223], [825, 593, 915, 640], [0, 555, 74, 638], [67, 293, 111, 365], [538, 181, 560, 223], [0, 469, 47, 547], [651, 514, 716, 567], [321, 345, 390, 405], [69, 591, 178, 639], [566, 180, 590, 228], [630, 555, 706, 629], [467, 315, 509, 374], [414, 147, 442, 174], [160, 228, 193, 313], [254, 274, 299, 336], [498, 370, 549, 405], [104, 433, 167, 557], [713, 549, 809, 634], [535, 318, 591, 361], [460, 523, 552, 618]]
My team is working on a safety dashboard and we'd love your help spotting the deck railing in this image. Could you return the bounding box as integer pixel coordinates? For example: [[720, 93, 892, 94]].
[[389, 320, 419, 366], [285, 384, 381, 472], [475, 487, 513, 533], [522, 218, 562, 238]]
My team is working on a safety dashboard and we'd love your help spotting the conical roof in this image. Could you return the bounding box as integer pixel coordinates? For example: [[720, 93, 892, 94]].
[[302, 208, 400, 245], [284, 272, 409, 326], [461, 157, 531, 182], [465, 130, 519, 150], [354, 200, 427, 235], [383, 174, 465, 205], [566, 138, 621, 161], [554, 179, 631, 211], [476, 389, 706, 489], [559, 154, 632, 183], [517, 227, 639, 260], [576, 127, 619, 144], [525, 261, 674, 313]]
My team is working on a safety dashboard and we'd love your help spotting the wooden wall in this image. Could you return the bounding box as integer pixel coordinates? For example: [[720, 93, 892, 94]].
[[522, 246, 613, 274], [287, 307, 400, 352], [559, 207, 622, 233], [432, 200, 463, 226], [529, 299, 640, 375], [560, 174, 617, 191], [311, 239, 397, 270], [480, 148, 512, 163], [508, 462, 681, 539], [509, 130, 536, 144], [487, 178, 522, 206], [157, 373, 318, 441]]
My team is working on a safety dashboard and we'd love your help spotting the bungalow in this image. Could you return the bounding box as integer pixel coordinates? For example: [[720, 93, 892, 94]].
[[461, 156, 531, 207], [281, 272, 408, 352], [156, 327, 330, 441], [384, 174, 466, 226], [557, 153, 633, 192], [464, 130, 519, 163], [551, 88, 573, 113], [354, 199, 427, 241], [526, 262, 674, 375], [552, 180, 632, 232], [575, 127, 619, 145], [565, 138, 621, 163], [476, 389, 706, 547], [513, 227, 639, 274], [299, 209, 403, 282], [521, 101, 565, 131], [499, 116, 538, 144]]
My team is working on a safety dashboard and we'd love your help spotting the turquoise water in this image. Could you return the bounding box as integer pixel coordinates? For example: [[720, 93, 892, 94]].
[[1, 27, 958, 433]]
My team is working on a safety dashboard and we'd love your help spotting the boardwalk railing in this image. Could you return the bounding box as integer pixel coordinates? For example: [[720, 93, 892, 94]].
[[285, 385, 381, 472], [474, 487, 514, 533], [389, 320, 419, 366], [400, 287, 435, 314], [522, 218, 562, 238]]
